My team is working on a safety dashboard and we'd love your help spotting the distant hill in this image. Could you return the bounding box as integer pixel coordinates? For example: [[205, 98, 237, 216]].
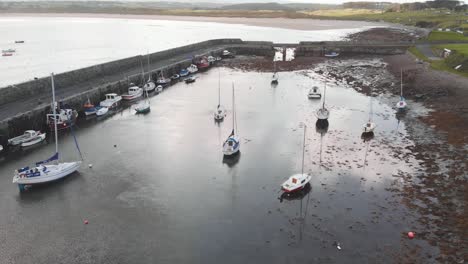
[[221, 2, 292, 11]]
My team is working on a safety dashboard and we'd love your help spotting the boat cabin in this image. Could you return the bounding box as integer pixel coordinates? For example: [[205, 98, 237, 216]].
[[105, 93, 118, 100]]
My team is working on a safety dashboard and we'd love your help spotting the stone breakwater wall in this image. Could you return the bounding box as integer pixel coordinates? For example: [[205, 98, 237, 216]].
[[0, 39, 275, 142]]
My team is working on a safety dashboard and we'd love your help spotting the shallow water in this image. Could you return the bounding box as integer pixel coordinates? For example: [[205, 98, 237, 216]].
[[0, 16, 379, 86], [0, 67, 436, 263]]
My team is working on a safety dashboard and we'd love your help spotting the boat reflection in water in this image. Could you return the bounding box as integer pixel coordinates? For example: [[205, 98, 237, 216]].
[[222, 152, 241, 168], [315, 119, 329, 134], [361, 131, 375, 142]]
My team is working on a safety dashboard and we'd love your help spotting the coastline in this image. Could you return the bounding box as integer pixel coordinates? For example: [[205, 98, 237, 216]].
[[0, 12, 387, 31]]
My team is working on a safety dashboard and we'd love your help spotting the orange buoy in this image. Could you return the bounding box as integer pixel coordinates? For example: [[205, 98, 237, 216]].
[[407, 232, 414, 239]]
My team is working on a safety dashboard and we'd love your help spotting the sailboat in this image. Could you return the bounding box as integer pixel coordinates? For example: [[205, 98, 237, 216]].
[[143, 54, 156, 93], [308, 86, 321, 99], [363, 95, 376, 134], [214, 70, 226, 121], [281, 124, 312, 193], [316, 82, 330, 121], [222, 84, 240, 157], [12, 73, 82, 192], [135, 84, 151, 114], [396, 69, 407, 111], [271, 60, 278, 84]]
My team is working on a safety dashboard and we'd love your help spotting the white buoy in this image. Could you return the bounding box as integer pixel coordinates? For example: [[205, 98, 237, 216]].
[[88, 164, 93, 168]]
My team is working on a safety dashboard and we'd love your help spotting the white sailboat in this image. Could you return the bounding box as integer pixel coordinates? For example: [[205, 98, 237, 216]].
[[135, 83, 151, 114], [363, 96, 376, 134], [214, 70, 226, 121], [282, 124, 312, 193], [396, 69, 407, 111], [316, 82, 330, 120], [143, 54, 156, 93], [271, 60, 278, 84], [223, 84, 240, 157], [12, 73, 82, 192]]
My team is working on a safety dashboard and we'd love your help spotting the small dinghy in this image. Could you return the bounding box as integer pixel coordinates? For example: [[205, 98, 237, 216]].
[[185, 76, 197, 84], [171, 74, 180, 81], [180, 69, 189, 77], [187, 64, 198, 74], [8, 130, 46, 147], [96, 106, 109, 116], [282, 124, 311, 193], [13, 73, 82, 192], [324, 51, 339, 58], [221, 50, 235, 58], [156, 85, 163, 93], [396, 69, 407, 111], [83, 98, 97, 116], [223, 84, 240, 157], [121, 84, 143, 101], [308, 86, 321, 99], [100, 93, 122, 108], [316, 82, 330, 120]]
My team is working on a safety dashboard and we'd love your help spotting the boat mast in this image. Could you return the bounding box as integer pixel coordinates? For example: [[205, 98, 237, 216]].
[[369, 96, 373, 122], [322, 81, 327, 109], [218, 69, 221, 107], [51, 73, 59, 162], [301, 124, 306, 175], [147, 53, 151, 81], [140, 59, 145, 84], [400, 68, 403, 98], [232, 83, 235, 135]]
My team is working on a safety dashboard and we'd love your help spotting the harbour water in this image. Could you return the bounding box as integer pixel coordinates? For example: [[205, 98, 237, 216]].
[[0, 16, 379, 86], [0, 68, 434, 263]]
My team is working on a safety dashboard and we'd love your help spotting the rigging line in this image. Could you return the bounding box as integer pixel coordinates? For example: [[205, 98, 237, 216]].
[[69, 124, 84, 161]]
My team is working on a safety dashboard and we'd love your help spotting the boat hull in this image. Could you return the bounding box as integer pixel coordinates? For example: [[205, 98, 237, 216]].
[[281, 174, 312, 193], [223, 136, 240, 156], [308, 94, 321, 99], [122, 93, 143, 101], [21, 134, 46, 147], [13, 161, 81, 187]]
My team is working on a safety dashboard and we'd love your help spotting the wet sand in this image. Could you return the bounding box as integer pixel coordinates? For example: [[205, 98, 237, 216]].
[[1, 13, 385, 31]]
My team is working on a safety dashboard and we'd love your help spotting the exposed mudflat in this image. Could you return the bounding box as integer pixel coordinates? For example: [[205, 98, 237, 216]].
[[221, 53, 467, 263]]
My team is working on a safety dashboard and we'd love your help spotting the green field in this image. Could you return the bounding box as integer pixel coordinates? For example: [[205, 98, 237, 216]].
[[428, 31, 468, 41], [435, 44, 468, 55]]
